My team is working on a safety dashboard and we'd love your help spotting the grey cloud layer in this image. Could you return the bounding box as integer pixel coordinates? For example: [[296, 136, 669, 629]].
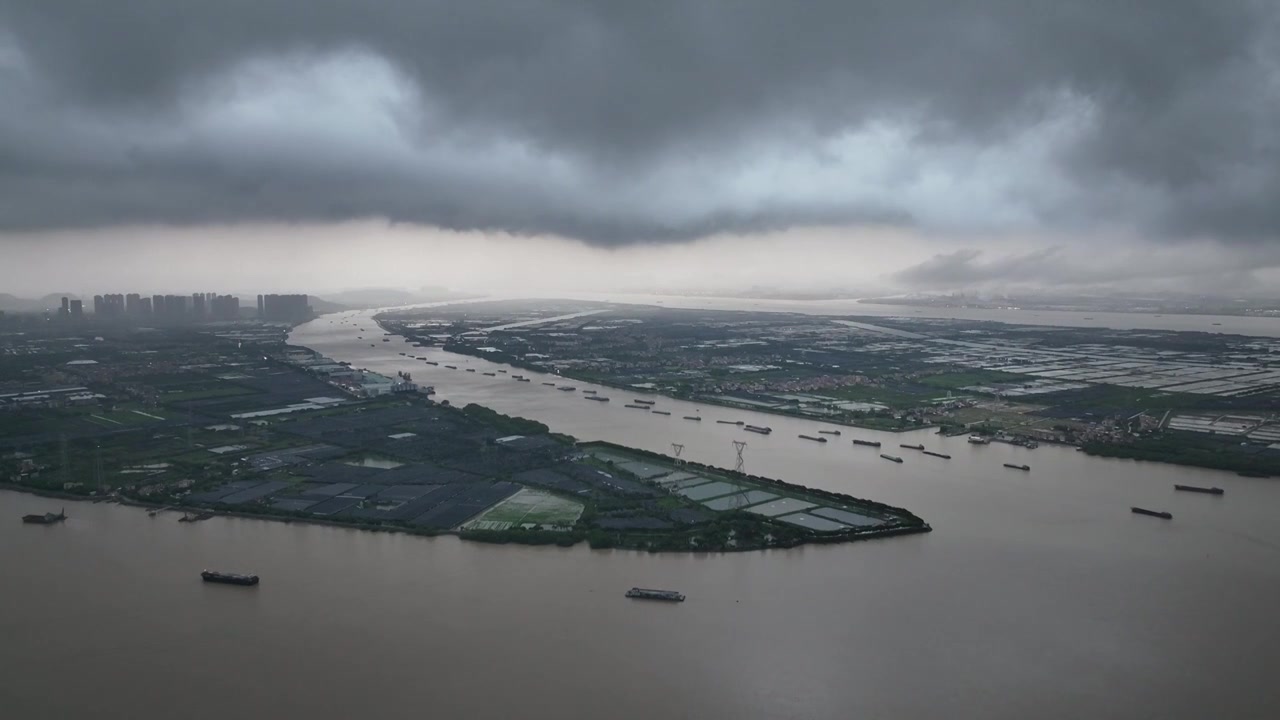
[[1, 0, 1277, 244]]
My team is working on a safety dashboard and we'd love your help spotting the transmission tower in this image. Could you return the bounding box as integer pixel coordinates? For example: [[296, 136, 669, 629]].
[[732, 440, 747, 474], [670, 443, 684, 464], [58, 434, 69, 488], [94, 444, 104, 494]]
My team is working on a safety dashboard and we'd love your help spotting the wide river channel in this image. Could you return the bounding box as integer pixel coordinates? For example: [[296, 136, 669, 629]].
[[3, 298, 1278, 719]]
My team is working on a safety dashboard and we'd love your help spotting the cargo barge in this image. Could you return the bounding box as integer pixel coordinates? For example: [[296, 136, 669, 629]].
[[558, 386, 576, 392], [818, 430, 842, 436], [542, 382, 557, 386], [585, 396, 610, 402], [625, 587, 685, 602], [900, 443, 925, 450], [799, 434, 827, 443], [1174, 484, 1224, 495], [482, 372, 496, 376], [201, 570, 259, 586], [632, 399, 656, 406], [744, 425, 772, 435], [1004, 463, 1031, 471], [683, 416, 702, 421], [21, 508, 66, 525], [625, 404, 650, 410], [922, 450, 951, 459], [717, 420, 744, 425], [852, 439, 882, 447], [652, 410, 671, 416], [1131, 507, 1172, 519], [582, 389, 597, 394], [880, 454, 903, 463], [968, 435, 990, 445]]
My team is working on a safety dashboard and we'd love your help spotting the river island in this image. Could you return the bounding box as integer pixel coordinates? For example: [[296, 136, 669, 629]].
[[0, 314, 928, 551]]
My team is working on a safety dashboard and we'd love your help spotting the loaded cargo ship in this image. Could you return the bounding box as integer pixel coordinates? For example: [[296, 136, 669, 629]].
[[799, 434, 827, 443], [743, 425, 772, 435], [21, 508, 66, 525], [880, 454, 904, 463], [201, 570, 260, 586], [900, 443, 925, 450], [585, 396, 610, 402], [716, 420, 744, 426], [1004, 463, 1031, 471], [818, 429, 841, 436], [632, 399, 656, 406], [1131, 507, 1172, 519], [625, 587, 685, 602], [683, 416, 702, 421], [922, 450, 951, 459], [852, 439, 882, 447]]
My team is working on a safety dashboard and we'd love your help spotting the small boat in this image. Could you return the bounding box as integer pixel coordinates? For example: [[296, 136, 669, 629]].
[[21, 508, 66, 524], [652, 410, 671, 416], [1131, 507, 1172, 519], [1174, 485, 1224, 495], [968, 435, 990, 445], [1004, 463, 1031, 471], [900, 443, 925, 450], [625, 587, 685, 602], [922, 450, 951, 459], [880, 454, 903, 463], [398, 352, 406, 356], [201, 570, 260, 586], [852, 439, 881, 447], [818, 430, 841, 436], [624, 404, 650, 410], [683, 416, 702, 421], [799, 434, 827, 443]]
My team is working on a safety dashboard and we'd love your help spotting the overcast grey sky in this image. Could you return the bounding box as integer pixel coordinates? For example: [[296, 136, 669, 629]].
[[1, 1, 1278, 296]]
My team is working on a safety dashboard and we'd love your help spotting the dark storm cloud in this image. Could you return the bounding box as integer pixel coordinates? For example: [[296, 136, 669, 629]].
[[0, 0, 1277, 244]]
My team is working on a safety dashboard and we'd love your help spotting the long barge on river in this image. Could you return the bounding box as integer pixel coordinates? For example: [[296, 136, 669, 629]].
[[1174, 484, 1224, 495], [1131, 507, 1172, 519], [201, 570, 260, 586], [22, 508, 66, 524], [625, 587, 685, 602]]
